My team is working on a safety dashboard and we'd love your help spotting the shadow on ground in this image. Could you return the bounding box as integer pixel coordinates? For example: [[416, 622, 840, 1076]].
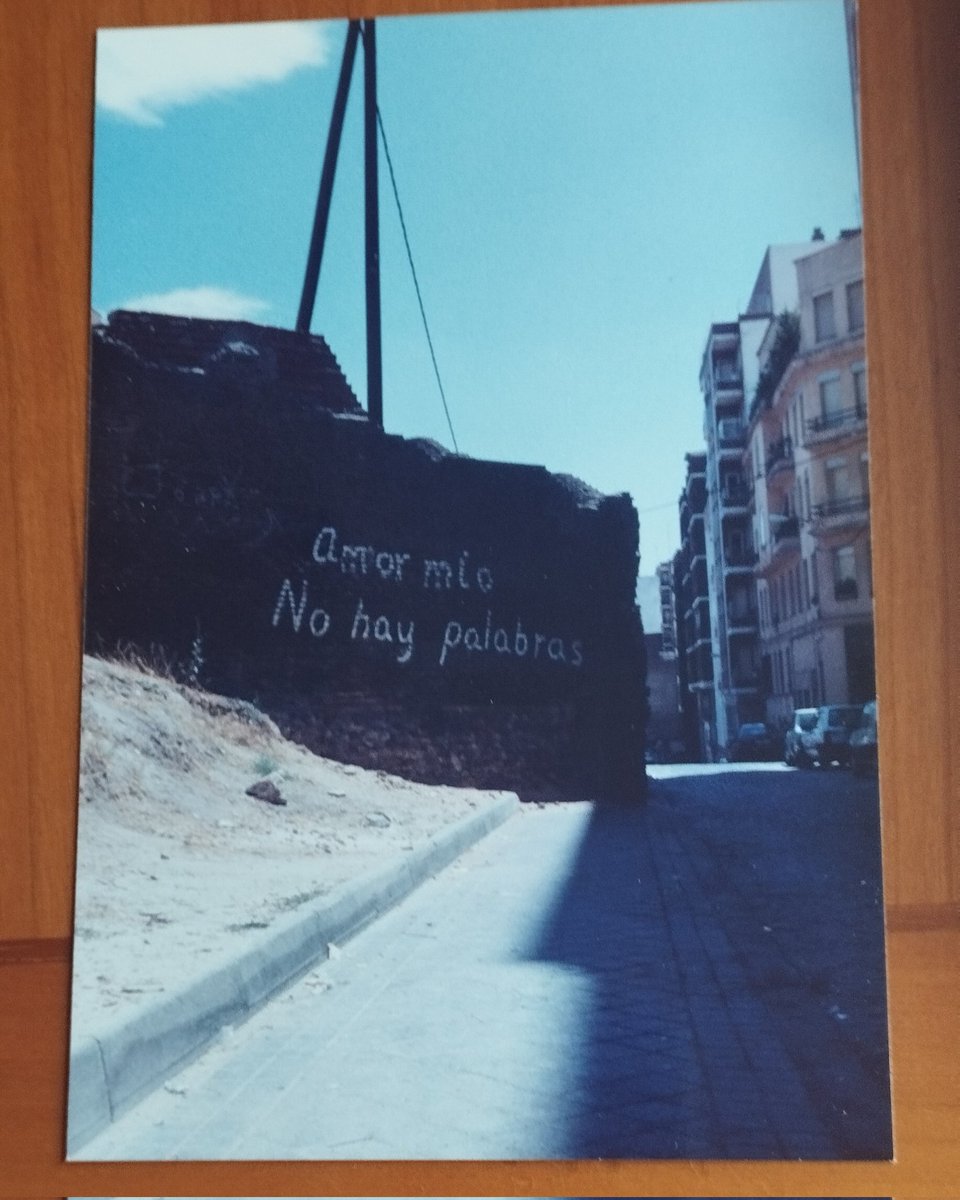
[[528, 766, 892, 1158]]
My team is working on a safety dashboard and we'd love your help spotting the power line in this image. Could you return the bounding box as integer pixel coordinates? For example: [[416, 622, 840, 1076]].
[[636, 499, 682, 515], [376, 105, 460, 455]]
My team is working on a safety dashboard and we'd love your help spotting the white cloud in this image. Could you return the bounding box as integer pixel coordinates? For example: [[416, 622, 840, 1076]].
[[96, 21, 331, 125], [117, 286, 271, 321]]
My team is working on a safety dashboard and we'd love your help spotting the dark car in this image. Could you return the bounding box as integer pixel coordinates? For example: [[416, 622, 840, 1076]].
[[799, 704, 864, 767], [727, 722, 780, 762], [849, 700, 879, 776], [784, 707, 819, 766]]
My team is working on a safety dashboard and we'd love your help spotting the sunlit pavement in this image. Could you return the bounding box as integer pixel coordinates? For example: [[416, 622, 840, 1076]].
[[78, 764, 891, 1161]]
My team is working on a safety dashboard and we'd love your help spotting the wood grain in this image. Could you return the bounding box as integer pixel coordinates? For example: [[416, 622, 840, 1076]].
[[1, 0, 958, 1193], [1, 929, 957, 1196]]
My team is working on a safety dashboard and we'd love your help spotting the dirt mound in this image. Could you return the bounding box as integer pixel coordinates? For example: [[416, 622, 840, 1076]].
[[72, 655, 510, 1034]]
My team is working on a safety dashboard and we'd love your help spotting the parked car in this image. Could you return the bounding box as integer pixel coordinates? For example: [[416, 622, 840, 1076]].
[[849, 700, 879, 776], [799, 704, 864, 767], [727, 722, 780, 762], [784, 707, 819, 766]]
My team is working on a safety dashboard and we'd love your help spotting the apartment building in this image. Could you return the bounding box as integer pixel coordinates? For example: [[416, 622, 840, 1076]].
[[674, 451, 714, 759], [746, 230, 873, 727], [657, 560, 678, 657], [699, 244, 810, 750]]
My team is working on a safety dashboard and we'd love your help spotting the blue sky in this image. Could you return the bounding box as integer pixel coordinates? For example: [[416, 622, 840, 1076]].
[[92, 0, 860, 575]]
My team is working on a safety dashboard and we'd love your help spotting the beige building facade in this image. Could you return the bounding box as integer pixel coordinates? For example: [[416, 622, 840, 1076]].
[[747, 231, 873, 729]]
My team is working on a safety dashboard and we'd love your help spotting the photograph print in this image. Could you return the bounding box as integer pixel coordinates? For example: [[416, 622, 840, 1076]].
[[69, 0, 892, 1162]]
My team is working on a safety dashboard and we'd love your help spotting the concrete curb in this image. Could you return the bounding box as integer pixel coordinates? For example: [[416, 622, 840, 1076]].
[[67, 791, 519, 1155]]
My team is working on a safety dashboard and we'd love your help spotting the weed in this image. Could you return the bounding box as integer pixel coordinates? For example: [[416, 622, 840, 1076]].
[[253, 753, 279, 777], [186, 625, 205, 688]]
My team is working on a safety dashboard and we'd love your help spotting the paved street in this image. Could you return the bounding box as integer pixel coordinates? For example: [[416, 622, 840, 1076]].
[[79, 764, 891, 1161]]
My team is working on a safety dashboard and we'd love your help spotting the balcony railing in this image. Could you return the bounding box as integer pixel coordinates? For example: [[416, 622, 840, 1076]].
[[683, 480, 707, 510], [765, 435, 794, 476], [806, 404, 867, 438], [730, 670, 760, 690], [685, 636, 714, 661], [812, 493, 870, 521], [727, 607, 759, 630], [834, 577, 859, 601], [721, 482, 752, 509], [714, 365, 743, 389], [772, 514, 800, 542], [717, 419, 746, 448], [724, 547, 758, 568]]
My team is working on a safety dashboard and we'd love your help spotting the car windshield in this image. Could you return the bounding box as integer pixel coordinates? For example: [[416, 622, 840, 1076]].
[[797, 711, 818, 730], [827, 706, 864, 728]]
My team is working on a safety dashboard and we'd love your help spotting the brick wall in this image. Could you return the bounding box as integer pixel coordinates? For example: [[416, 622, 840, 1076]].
[[84, 313, 647, 800]]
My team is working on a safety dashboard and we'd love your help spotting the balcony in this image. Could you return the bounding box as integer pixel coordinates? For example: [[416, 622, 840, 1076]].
[[755, 514, 800, 578], [717, 417, 746, 451], [805, 404, 867, 446], [765, 434, 794, 481], [713, 360, 742, 389], [833, 577, 860, 602], [685, 641, 715, 688], [723, 546, 757, 573], [811, 493, 870, 536], [730, 669, 760, 692], [773, 514, 800, 543], [727, 606, 759, 634], [686, 563, 708, 598], [682, 477, 707, 513], [720, 482, 752, 512]]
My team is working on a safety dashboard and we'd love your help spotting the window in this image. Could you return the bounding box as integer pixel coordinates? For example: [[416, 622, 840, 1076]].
[[819, 374, 842, 420], [852, 365, 867, 415], [825, 456, 851, 502], [859, 451, 871, 498], [833, 545, 858, 600], [847, 279, 865, 331], [714, 354, 740, 385], [718, 417, 744, 443], [723, 471, 742, 502], [814, 291, 836, 341]]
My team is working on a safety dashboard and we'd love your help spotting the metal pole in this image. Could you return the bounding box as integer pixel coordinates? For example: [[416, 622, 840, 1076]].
[[363, 18, 383, 429], [295, 20, 361, 335]]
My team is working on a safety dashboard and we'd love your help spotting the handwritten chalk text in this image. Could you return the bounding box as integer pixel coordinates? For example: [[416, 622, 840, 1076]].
[[440, 613, 583, 669], [312, 525, 494, 594]]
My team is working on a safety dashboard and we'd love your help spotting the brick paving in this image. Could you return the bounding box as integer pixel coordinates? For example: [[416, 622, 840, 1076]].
[[76, 764, 891, 1161]]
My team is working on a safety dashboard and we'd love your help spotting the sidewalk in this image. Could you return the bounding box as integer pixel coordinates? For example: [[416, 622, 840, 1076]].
[[68, 791, 518, 1153], [74, 767, 891, 1160]]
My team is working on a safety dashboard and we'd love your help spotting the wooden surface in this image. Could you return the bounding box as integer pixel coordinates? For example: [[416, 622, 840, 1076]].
[[1, 0, 958, 1194], [0, 928, 957, 1197]]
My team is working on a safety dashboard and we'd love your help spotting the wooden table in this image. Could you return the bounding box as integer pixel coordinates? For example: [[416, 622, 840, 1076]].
[[2, 0, 958, 1195]]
